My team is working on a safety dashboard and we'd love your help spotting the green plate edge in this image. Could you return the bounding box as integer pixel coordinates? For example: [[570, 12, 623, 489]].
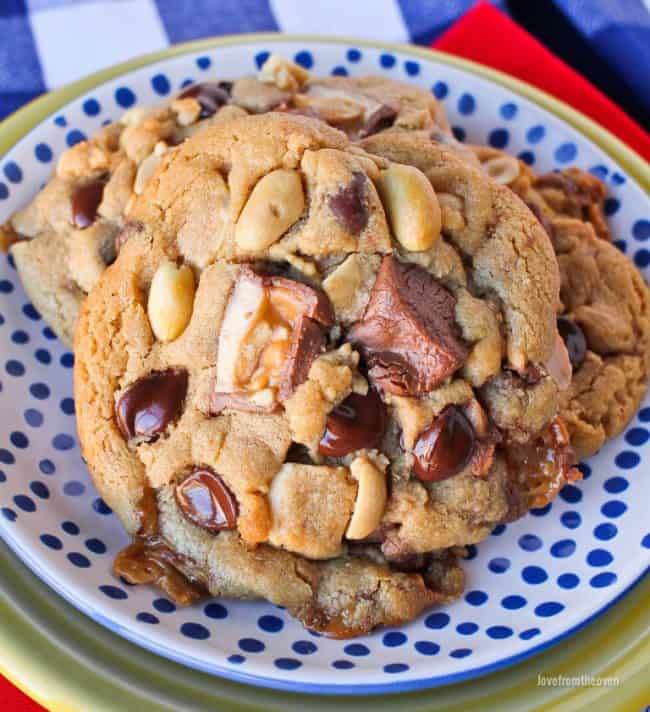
[[0, 34, 648, 711]]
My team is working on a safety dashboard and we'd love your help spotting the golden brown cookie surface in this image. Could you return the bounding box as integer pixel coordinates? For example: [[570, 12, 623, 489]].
[[469, 145, 650, 458], [74, 114, 569, 636], [4, 59, 449, 346]]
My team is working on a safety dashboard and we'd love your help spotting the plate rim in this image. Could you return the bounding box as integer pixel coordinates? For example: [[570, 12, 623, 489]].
[[1, 539, 648, 712], [0, 32, 648, 706], [1, 33, 648, 190]]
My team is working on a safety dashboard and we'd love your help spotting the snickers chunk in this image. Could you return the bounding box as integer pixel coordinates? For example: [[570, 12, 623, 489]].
[[212, 265, 333, 413], [348, 255, 468, 395]]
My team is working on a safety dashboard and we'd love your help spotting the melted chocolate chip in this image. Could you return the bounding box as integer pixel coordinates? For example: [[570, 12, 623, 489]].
[[175, 468, 238, 532], [348, 255, 469, 395], [179, 82, 230, 118], [72, 179, 106, 229], [557, 316, 587, 371], [319, 388, 386, 457], [328, 171, 368, 234], [360, 104, 398, 138], [412, 405, 475, 482], [116, 369, 188, 442]]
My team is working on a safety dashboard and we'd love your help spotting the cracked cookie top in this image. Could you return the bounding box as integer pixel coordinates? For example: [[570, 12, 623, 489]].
[[3, 55, 448, 346], [74, 113, 572, 635]]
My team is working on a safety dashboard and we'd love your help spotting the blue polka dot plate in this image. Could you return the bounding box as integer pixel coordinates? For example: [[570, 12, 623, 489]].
[[0, 37, 648, 695]]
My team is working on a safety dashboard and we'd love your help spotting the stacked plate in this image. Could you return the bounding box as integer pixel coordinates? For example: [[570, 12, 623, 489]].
[[0, 36, 647, 710]]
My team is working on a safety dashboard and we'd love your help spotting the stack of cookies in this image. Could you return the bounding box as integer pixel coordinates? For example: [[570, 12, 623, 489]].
[[2, 56, 647, 637]]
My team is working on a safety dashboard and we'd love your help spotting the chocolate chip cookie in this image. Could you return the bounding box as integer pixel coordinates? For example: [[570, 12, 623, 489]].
[[74, 112, 576, 636], [469, 146, 650, 458], [3, 55, 447, 345]]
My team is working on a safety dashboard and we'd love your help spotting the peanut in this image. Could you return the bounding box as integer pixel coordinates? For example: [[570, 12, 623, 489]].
[[482, 155, 519, 185], [376, 163, 441, 252], [133, 146, 166, 195], [437, 192, 466, 231], [293, 93, 364, 122], [259, 54, 310, 91], [235, 169, 305, 251], [147, 260, 195, 342], [345, 456, 387, 540], [119, 106, 148, 126], [462, 331, 503, 387], [171, 97, 201, 127]]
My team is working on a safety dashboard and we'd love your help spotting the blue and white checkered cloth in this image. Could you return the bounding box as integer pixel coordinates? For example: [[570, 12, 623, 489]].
[[1, 0, 648, 122]]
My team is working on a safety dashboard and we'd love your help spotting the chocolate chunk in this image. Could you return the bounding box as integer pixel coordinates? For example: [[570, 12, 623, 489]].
[[557, 317, 587, 371], [175, 468, 238, 532], [348, 255, 468, 395], [72, 179, 106, 229], [116, 369, 188, 442], [412, 405, 475, 482], [328, 171, 368, 234], [179, 82, 230, 118], [360, 104, 398, 138], [267, 273, 334, 327], [212, 266, 334, 413], [319, 387, 386, 457], [277, 315, 326, 401]]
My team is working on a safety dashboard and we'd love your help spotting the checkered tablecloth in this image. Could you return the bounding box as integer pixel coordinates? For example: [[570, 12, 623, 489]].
[[1, 0, 649, 123]]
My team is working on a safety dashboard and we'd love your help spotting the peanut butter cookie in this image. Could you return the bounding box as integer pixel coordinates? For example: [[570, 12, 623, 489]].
[[74, 114, 574, 636], [3, 55, 447, 345], [469, 146, 650, 458]]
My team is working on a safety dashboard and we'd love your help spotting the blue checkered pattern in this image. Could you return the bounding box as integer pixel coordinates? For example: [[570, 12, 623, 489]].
[[0, 0, 648, 122]]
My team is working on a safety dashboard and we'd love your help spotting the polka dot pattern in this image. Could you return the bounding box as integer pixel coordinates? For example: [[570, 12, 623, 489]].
[[181, 623, 210, 640], [432, 81, 448, 99], [0, 43, 646, 695], [554, 142, 578, 163], [115, 87, 136, 107], [151, 74, 171, 95], [82, 98, 101, 116]]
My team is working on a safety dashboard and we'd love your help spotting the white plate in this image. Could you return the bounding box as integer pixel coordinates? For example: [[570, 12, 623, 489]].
[[0, 39, 648, 695]]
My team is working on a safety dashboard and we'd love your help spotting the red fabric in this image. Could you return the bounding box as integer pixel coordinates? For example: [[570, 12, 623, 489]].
[[1, 5, 648, 709], [0, 681, 45, 711], [432, 1, 650, 161]]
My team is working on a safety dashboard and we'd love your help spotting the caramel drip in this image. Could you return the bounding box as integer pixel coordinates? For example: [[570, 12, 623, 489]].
[[112, 486, 207, 605], [508, 417, 582, 509]]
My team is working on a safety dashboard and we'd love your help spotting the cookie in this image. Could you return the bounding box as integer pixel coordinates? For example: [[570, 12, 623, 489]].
[[74, 113, 576, 635], [469, 146, 650, 458], [3, 55, 447, 345]]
